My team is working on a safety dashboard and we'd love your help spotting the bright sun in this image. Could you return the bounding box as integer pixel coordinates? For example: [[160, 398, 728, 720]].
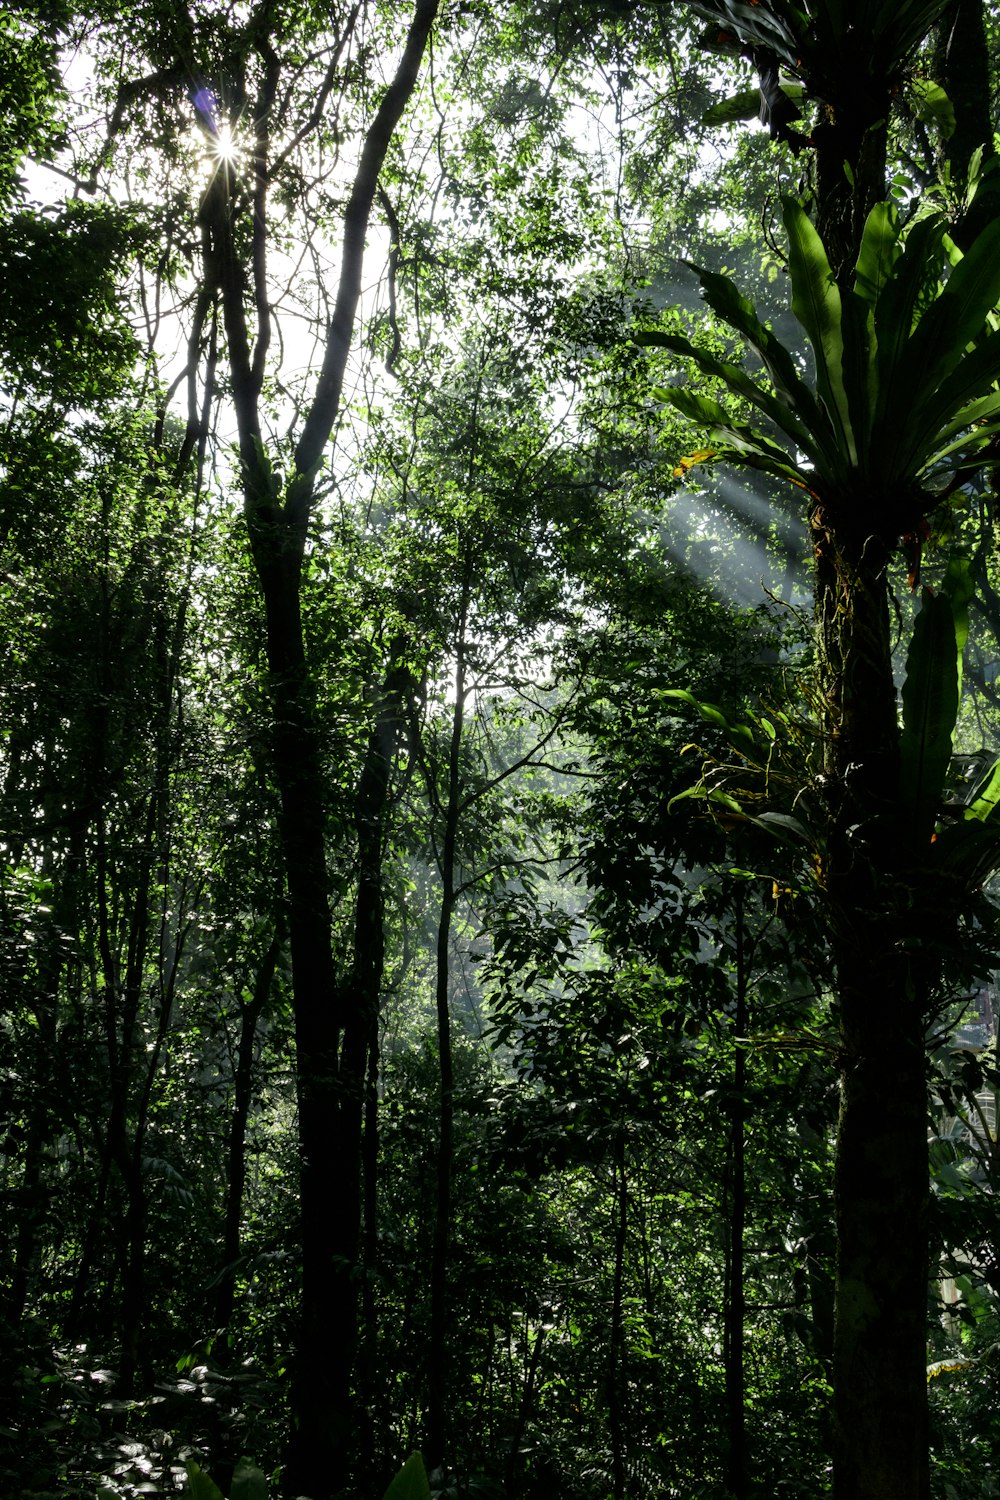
[[213, 123, 240, 164]]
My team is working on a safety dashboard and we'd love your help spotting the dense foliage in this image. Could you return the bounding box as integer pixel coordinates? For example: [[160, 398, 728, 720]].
[[3, 3, 1000, 1499]]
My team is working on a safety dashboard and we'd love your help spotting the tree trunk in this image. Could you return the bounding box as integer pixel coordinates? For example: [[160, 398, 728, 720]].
[[254, 553, 359, 1499], [216, 924, 284, 1335], [353, 650, 414, 1485], [426, 598, 468, 1473], [833, 956, 930, 1500], [723, 888, 748, 1500], [608, 1123, 628, 1500], [812, 517, 931, 1500], [934, 0, 1000, 246], [813, 80, 889, 284], [195, 10, 439, 1489]]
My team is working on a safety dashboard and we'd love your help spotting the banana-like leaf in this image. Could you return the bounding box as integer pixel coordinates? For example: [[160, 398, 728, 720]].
[[656, 387, 812, 488], [922, 417, 1000, 470], [641, 330, 820, 459], [932, 817, 1000, 887], [839, 284, 876, 468], [873, 214, 946, 379], [900, 587, 960, 841], [702, 82, 804, 126], [701, 89, 762, 125], [964, 759, 1000, 824], [876, 0, 952, 65], [912, 328, 1000, 444], [892, 218, 1000, 473], [854, 200, 902, 308], [783, 198, 855, 463], [917, 390, 1000, 472], [689, 266, 837, 461], [687, 0, 804, 61]]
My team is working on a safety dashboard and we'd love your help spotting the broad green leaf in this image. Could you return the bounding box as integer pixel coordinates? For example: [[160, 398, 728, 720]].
[[873, 213, 947, 424], [641, 330, 820, 459], [751, 811, 812, 844], [701, 89, 761, 125], [942, 553, 973, 670], [964, 758, 1000, 824], [184, 1462, 226, 1500], [899, 588, 960, 839], [654, 385, 736, 430], [893, 217, 1000, 472], [783, 197, 854, 462], [933, 818, 1000, 886], [910, 77, 955, 138], [839, 284, 875, 465], [382, 1452, 432, 1500], [854, 200, 902, 308], [691, 264, 836, 462], [701, 81, 803, 126]]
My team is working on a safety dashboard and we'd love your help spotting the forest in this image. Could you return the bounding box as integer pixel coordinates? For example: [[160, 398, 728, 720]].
[[3, 1, 1000, 1498]]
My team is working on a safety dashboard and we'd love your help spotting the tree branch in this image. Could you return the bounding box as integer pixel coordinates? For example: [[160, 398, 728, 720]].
[[291, 0, 440, 512]]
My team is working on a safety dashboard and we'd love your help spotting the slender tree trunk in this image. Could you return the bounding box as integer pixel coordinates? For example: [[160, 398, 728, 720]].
[[833, 955, 930, 1500], [723, 889, 748, 1500], [194, 10, 439, 1489], [352, 650, 413, 1485], [608, 1123, 628, 1500], [426, 593, 469, 1473], [216, 925, 284, 1335]]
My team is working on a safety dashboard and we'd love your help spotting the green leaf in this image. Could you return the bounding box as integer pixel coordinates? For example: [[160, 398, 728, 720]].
[[751, 811, 812, 844], [661, 688, 755, 746], [690, 264, 835, 459], [184, 1462, 226, 1500], [899, 587, 959, 839], [942, 553, 973, 669], [854, 200, 902, 309], [910, 77, 955, 138], [964, 758, 1000, 824], [913, 331, 1000, 451], [782, 197, 854, 463], [667, 785, 745, 816], [382, 1453, 432, 1500], [872, 213, 948, 467], [701, 89, 761, 125], [641, 330, 820, 459], [896, 217, 1000, 471], [231, 1458, 268, 1500]]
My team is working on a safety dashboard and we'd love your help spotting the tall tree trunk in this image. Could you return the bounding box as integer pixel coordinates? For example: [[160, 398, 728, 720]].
[[723, 888, 748, 1500], [812, 517, 930, 1500], [608, 1123, 628, 1500], [812, 75, 889, 285], [426, 587, 469, 1473], [352, 649, 414, 1485], [216, 924, 284, 1335], [194, 10, 439, 1492]]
